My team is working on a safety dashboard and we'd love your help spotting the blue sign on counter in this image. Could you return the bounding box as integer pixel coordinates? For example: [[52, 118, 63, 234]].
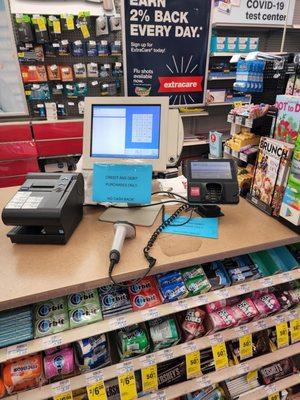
[[93, 163, 152, 204]]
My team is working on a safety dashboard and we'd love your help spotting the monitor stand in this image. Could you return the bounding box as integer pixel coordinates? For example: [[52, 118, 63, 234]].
[[99, 202, 163, 227]]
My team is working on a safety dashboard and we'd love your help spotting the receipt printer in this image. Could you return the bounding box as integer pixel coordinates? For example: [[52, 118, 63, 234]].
[[2, 173, 84, 244]]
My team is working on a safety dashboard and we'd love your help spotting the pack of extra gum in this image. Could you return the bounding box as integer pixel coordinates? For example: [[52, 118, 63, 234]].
[[157, 271, 188, 302], [180, 265, 211, 296]]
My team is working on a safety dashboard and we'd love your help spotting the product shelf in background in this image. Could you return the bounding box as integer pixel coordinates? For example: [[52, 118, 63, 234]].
[[179, 112, 209, 118], [141, 344, 300, 400], [224, 145, 258, 165], [238, 374, 300, 400], [208, 76, 236, 81], [0, 270, 299, 365], [4, 310, 300, 400]]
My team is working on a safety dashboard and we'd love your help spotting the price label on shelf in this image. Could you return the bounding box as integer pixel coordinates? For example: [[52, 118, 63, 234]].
[[282, 272, 293, 282], [247, 370, 258, 383], [235, 324, 250, 337], [245, 118, 253, 128], [52, 380, 71, 396], [142, 365, 158, 392], [263, 277, 274, 288], [186, 351, 201, 379], [54, 392, 73, 400], [196, 375, 212, 388], [254, 319, 268, 330], [195, 294, 209, 306], [85, 370, 104, 386], [141, 307, 161, 321], [87, 381, 107, 400], [140, 354, 156, 368], [265, 384, 278, 396], [118, 371, 137, 400], [117, 361, 134, 376], [157, 348, 174, 363], [240, 153, 248, 163], [150, 390, 166, 400], [181, 341, 197, 355], [237, 363, 250, 375], [268, 392, 280, 400], [109, 316, 127, 330], [290, 319, 300, 343], [42, 334, 63, 348], [7, 343, 28, 358], [239, 334, 253, 360], [210, 332, 224, 345], [227, 114, 234, 123], [276, 322, 289, 348], [216, 288, 230, 299], [235, 116, 243, 125], [173, 299, 189, 312], [212, 342, 228, 370]]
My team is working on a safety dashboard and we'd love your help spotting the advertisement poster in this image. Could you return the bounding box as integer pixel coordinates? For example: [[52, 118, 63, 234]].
[[0, 0, 27, 116], [213, 0, 296, 26], [123, 0, 212, 106]]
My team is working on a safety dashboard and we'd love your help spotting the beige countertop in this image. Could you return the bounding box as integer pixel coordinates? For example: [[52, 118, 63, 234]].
[[0, 186, 299, 311]]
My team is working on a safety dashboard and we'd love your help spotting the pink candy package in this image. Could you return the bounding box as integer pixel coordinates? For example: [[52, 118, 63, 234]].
[[253, 293, 281, 317], [205, 296, 240, 313], [44, 348, 74, 379], [206, 306, 237, 333], [231, 298, 259, 325]]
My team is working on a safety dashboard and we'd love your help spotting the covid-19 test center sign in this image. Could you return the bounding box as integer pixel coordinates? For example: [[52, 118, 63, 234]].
[[122, 0, 212, 106], [213, 0, 296, 26]]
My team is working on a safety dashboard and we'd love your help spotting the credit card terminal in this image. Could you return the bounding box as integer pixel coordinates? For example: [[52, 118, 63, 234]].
[[186, 159, 239, 205]]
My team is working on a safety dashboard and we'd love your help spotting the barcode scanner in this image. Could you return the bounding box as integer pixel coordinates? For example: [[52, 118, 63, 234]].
[[109, 221, 136, 283]]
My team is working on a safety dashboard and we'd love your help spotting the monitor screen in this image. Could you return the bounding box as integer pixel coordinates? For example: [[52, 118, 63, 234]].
[[90, 104, 161, 159], [191, 161, 232, 180]]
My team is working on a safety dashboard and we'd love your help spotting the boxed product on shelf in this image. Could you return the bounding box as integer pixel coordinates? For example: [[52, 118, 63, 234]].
[[34, 297, 69, 338], [157, 271, 189, 302], [148, 316, 181, 351], [68, 289, 102, 328], [128, 276, 162, 311], [21, 65, 48, 83], [249, 136, 294, 215], [74, 333, 111, 372], [2, 354, 44, 394], [179, 307, 206, 342], [0, 306, 33, 348], [275, 95, 300, 144], [99, 285, 132, 317], [211, 36, 227, 52], [116, 324, 150, 360], [259, 358, 297, 384], [43, 346, 75, 379]]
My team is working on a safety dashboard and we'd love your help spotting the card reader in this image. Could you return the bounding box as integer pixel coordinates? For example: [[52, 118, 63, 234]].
[[2, 173, 84, 244], [186, 159, 239, 217]]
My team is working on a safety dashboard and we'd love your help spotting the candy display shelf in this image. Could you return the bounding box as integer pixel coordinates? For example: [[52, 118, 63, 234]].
[[238, 374, 300, 400], [179, 112, 209, 118], [1, 270, 299, 364], [208, 76, 236, 81], [3, 311, 299, 400], [141, 344, 300, 400]]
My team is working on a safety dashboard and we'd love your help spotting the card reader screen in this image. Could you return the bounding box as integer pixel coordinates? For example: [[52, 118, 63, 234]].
[[191, 161, 232, 180], [91, 104, 161, 159]]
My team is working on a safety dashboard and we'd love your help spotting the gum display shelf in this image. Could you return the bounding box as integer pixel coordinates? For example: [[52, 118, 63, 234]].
[[3, 310, 299, 400], [238, 374, 300, 400], [1, 270, 299, 364], [141, 344, 300, 400]]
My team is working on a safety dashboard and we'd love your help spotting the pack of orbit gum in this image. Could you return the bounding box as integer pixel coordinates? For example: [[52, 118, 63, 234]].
[[128, 276, 162, 311]]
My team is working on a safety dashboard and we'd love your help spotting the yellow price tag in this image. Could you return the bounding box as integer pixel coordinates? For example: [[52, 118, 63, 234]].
[[37, 17, 46, 31], [118, 371, 137, 400], [212, 342, 228, 370], [141, 365, 158, 393], [186, 351, 201, 379], [54, 392, 73, 400], [53, 20, 61, 34], [247, 370, 258, 383], [80, 24, 90, 38], [290, 319, 300, 343], [18, 52, 25, 58], [239, 334, 253, 360], [268, 392, 280, 400], [87, 381, 107, 400], [234, 101, 243, 108], [276, 322, 289, 348], [25, 90, 32, 96], [66, 15, 74, 30]]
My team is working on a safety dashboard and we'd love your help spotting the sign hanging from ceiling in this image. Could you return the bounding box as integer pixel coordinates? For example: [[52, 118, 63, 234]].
[[123, 0, 212, 106], [212, 0, 296, 26]]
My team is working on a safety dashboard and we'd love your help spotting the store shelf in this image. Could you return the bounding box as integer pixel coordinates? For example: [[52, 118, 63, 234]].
[[4, 310, 299, 400], [141, 344, 300, 400], [238, 374, 300, 400], [208, 76, 236, 81], [183, 139, 208, 147], [1, 270, 299, 364], [180, 112, 209, 118], [210, 52, 287, 57]]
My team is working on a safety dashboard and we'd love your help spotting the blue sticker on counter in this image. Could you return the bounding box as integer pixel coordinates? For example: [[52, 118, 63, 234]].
[[93, 163, 152, 204], [163, 214, 218, 239]]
